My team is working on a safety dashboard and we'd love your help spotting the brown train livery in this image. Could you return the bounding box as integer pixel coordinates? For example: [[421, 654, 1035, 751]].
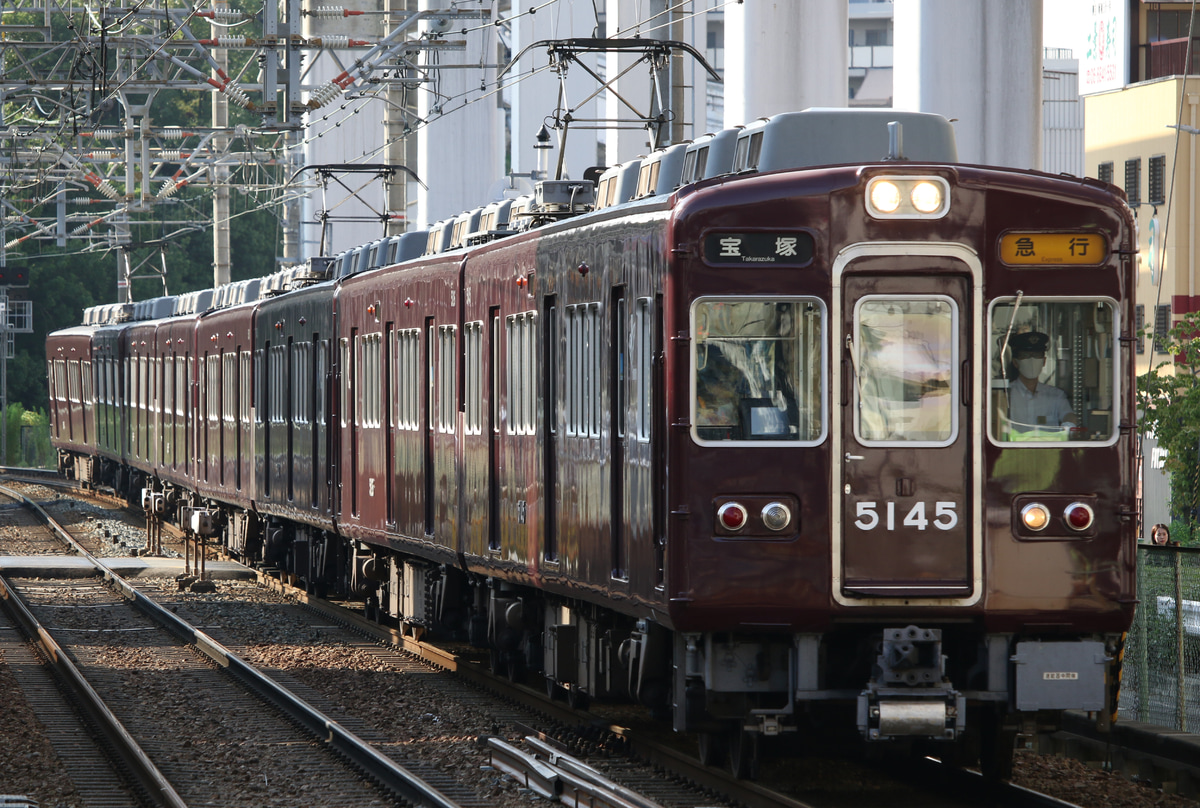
[[48, 109, 1138, 779]]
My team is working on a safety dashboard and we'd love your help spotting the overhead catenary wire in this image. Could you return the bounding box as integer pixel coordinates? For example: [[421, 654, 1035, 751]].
[[2, 0, 733, 259]]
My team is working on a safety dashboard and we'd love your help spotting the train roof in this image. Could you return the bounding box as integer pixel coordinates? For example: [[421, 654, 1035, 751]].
[[81, 303, 133, 325], [68, 109, 968, 328], [732, 108, 958, 173]]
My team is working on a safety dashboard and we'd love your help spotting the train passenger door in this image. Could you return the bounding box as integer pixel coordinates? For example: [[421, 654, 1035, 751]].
[[836, 248, 980, 603]]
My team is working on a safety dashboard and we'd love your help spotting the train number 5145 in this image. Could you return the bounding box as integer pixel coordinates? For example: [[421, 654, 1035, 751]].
[[853, 501, 959, 531]]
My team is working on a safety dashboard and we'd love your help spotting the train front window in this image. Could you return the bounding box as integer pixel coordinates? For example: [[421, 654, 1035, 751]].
[[853, 296, 957, 445], [691, 298, 824, 445], [988, 299, 1117, 444]]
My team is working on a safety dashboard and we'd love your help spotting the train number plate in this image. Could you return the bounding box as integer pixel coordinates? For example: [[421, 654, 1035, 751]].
[[852, 501, 959, 531]]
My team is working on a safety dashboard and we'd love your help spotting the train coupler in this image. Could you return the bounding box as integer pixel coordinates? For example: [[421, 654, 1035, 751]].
[[856, 625, 965, 741], [857, 689, 965, 741]]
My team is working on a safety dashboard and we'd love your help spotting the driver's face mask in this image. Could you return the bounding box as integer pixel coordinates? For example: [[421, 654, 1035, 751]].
[[1016, 357, 1044, 380]]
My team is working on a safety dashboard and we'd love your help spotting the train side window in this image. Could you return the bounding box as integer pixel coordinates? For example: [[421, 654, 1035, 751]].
[[636, 298, 653, 442], [989, 298, 1117, 444], [691, 298, 825, 445], [240, 350, 253, 423], [163, 357, 172, 417], [254, 350, 263, 424], [223, 353, 236, 424], [358, 333, 383, 429], [395, 329, 420, 429], [506, 311, 538, 435], [208, 355, 221, 424], [339, 338, 351, 428], [854, 297, 957, 445], [438, 325, 457, 433], [464, 321, 483, 435]]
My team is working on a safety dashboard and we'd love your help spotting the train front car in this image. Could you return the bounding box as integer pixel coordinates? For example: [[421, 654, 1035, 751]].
[[665, 133, 1137, 775]]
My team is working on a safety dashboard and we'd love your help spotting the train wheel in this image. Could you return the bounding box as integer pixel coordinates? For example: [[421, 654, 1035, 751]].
[[728, 730, 759, 780], [504, 652, 526, 684], [566, 685, 591, 711], [544, 676, 560, 700], [697, 731, 727, 767]]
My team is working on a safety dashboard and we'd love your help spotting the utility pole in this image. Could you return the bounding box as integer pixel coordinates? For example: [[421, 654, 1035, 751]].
[[213, 0, 232, 287]]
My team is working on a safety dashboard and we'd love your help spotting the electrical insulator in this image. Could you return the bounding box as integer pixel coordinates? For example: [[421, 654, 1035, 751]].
[[223, 80, 251, 109], [308, 81, 344, 109]]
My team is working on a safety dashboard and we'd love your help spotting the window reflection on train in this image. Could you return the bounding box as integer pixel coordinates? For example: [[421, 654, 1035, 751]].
[[989, 299, 1116, 443], [855, 297, 957, 444], [691, 299, 824, 443]]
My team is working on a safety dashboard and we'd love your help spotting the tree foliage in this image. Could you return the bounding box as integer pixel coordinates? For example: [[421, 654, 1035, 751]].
[[1138, 310, 1200, 544], [15, 200, 279, 414]]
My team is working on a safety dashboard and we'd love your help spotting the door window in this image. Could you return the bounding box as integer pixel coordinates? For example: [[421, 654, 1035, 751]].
[[853, 296, 957, 445]]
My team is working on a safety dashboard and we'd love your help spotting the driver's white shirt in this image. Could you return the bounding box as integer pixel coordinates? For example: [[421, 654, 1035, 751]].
[[1008, 379, 1073, 428]]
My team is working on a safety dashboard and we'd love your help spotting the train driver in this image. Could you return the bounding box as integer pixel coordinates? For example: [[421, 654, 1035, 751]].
[[1006, 330, 1076, 435]]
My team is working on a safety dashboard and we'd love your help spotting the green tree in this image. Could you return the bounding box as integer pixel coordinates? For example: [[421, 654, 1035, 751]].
[[1138, 310, 1200, 544]]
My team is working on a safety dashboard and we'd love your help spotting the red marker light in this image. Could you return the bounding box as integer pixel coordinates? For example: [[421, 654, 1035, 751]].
[[718, 502, 747, 531], [1064, 503, 1094, 531]]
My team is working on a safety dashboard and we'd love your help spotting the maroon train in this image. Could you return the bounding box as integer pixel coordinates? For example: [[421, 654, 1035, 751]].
[[47, 109, 1139, 778]]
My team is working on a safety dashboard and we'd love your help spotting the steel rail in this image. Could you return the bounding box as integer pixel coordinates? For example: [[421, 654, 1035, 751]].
[[0, 573, 188, 808], [0, 483, 464, 808]]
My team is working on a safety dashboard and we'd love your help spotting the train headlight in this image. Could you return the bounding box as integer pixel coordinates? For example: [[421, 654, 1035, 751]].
[[910, 181, 943, 213], [1021, 503, 1051, 531], [865, 175, 950, 219], [869, 180, 902, 214], [717, 502, 748, 532], [1064, 502, 1095, 531], [761, 502, 792, 532]]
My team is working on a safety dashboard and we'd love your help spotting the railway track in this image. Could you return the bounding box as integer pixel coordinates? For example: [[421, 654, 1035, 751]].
[[0, 483, 465, 808], [0, 474, 1180, 808]]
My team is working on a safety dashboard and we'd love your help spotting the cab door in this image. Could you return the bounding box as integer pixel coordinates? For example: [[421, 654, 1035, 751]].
[[836, 248, 980, 604]]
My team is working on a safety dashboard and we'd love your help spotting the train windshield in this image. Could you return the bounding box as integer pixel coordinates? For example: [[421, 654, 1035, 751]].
[[988, 298, 1117, 444], [691, 298, 824, 444]]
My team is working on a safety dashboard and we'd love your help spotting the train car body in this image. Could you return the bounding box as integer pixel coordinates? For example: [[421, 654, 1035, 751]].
[[193, 302, 255, 510], [46, 109, 1138, 780], [46, 326, 97, 480], [248, 280, 338, 572]]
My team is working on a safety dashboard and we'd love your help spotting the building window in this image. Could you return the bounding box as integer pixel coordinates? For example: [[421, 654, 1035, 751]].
[[1149, 155, 1166, 205], [1125, 158, 1141, 207], [1155, 304, 1172, 354], [1136, 304, 1145, 355], [1098, 161, 1113, 184]]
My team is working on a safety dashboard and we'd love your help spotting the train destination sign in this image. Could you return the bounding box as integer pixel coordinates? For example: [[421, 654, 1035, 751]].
[[999, 232, 1107, 266], [704, 231, 815, 265]]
